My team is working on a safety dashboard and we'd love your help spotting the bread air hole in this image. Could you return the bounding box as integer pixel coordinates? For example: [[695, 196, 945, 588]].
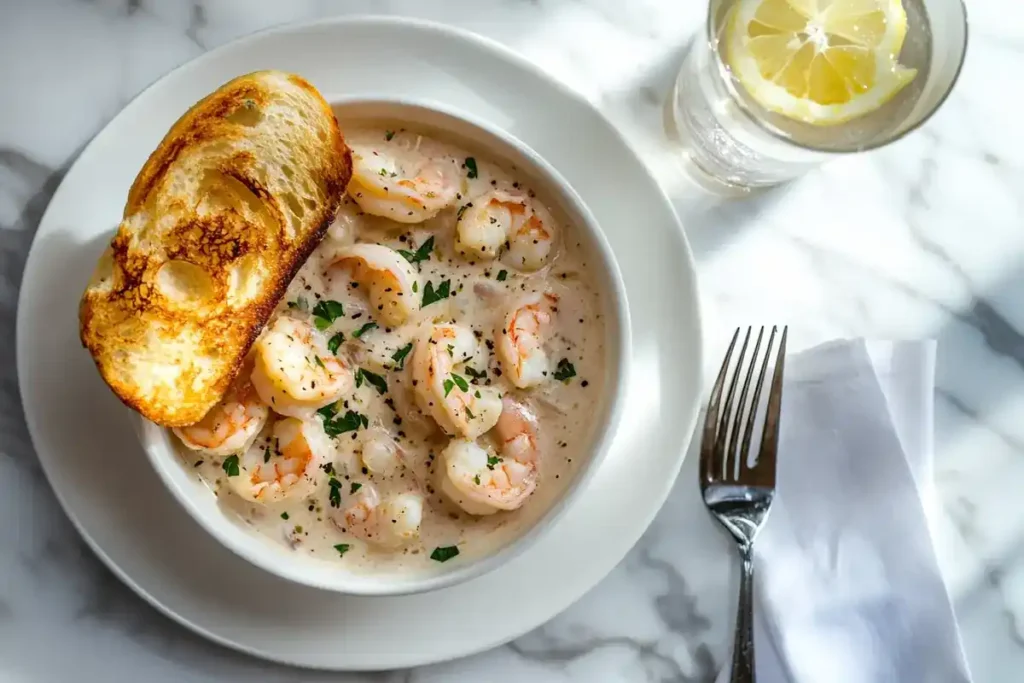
[[226, 102, 262, 127], [156, 260, 216, 307], [227, 254, 264, 307]]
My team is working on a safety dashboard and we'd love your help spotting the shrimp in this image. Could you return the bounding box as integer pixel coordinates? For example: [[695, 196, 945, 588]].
[[411, 323, 502, 439], [441, 396, 540, 515], [174, 364, 269, 457], [251, 316, 354, 418], [454, 189, 556, 271], [359, 427, 402, 477], [347, 144, 458, 223], [497, 291, 559, 389], [229, 417, 329, 503], [329, 243, 420, 326], [333, 484, 424, 548]]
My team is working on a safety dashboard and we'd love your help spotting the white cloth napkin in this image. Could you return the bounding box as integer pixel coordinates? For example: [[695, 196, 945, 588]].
[[741, 339, 972, 683]]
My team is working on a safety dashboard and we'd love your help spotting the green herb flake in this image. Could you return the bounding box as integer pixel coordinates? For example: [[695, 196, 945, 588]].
[[487, 455, 501, 470], [314, 355, 325, 369], [350, 482, 362, 494], [473, 474, 481, 485], [328, 477, 342, 508], [398, 236, 434, 266], [496, 270, 508, 282], [421, 279, 452, 307], [412, 281, 418, 293], [317, 402, 339, 420], [222, 455, 240, 477], [451, 373, 469, 392], [391, 343, 413, 370], [334, 543, 351, 557], [280, 512, 290, 520], [384, 130, 395, 141], [287, 296, 309, 311], [353, 322, 378, 339], [328, 332, 345, 355], [465, 407, 475, 420], [464, 366, 487, 380], [464, 157, 478, 179], [430, 545, 460, 563], [553, 358, 577, 382], [322, 410, 367, 438], [443, 379, 455, 398], [312, 299, 345, 330], [358, 368, 388, 395]]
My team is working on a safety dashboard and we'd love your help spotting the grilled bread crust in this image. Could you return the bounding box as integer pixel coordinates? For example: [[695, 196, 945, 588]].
[[79, 71, 351, 427]]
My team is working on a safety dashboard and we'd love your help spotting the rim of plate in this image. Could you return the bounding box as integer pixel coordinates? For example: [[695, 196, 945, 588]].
[[16, 15, 703, 670], [140, 95, 633, 596]]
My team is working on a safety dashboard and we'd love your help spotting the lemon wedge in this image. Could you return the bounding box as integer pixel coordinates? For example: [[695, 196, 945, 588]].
[[724, 0, 917, 126]]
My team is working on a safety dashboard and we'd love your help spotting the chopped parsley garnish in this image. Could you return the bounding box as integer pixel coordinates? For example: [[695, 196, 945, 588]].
[[464, 157, 478, 179], [327, 331, 345, 355], [384, 130, 395, 141], [222, 455, 240, 477], [391, 342, 413, 370], [465, 407, 475, 420], [496, 270, 508, 282], [443, 379, 455, 398], [334, 543, 351, 557], [463, 366, 487, 380], [321, 410, 368, 437], [350, 482, 362, 494], [280, 512, 290, 520], [317, 402, 339, 420], [328, 477, 342, 508], [412, 281, 418, 293], [487, 455, 501, 470], [287, 296, 309, 311], [356, 368, 388, 395], [312, 299, 345, 330], [314, 355, 325, 369], [353, 322, 378, 339], [553, 358, 577, 382], [473, 474, 481, 485], [398, 236, 434, 267], [451, 373, 469, 392], [421, 279, 451, 307], [430, 546, 460, 563], [263, 446, 271, 463]]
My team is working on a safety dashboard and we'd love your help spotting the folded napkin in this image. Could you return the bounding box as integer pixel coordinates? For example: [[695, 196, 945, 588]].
[[733, 340, 972, 683]]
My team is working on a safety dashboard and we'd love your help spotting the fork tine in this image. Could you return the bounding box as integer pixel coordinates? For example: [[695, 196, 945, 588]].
[[727, 326, 764, 479], [756, 326, 788, 481], [716, 327, 752, 480], [700, 328, 740, 487], [739, 325, 776, 471]]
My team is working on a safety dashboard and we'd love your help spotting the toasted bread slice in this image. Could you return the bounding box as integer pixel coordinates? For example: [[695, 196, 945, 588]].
[[80, 70, 351, 427]]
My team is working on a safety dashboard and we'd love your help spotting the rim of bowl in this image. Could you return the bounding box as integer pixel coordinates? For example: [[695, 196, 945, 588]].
[[140, 96, 632, 596]]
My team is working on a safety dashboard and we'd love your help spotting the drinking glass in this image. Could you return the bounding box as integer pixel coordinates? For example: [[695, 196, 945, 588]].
[[667, 0, 968, 194]]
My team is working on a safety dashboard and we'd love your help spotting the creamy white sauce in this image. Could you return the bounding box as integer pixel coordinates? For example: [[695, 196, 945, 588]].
[[178, 126, 608, 572]]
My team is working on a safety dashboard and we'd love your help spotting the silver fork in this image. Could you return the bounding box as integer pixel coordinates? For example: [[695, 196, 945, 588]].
[[700, 326, 787, 683]]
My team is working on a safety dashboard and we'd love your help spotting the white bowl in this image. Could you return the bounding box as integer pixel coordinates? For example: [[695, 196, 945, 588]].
[[138, 98, 631, 596]]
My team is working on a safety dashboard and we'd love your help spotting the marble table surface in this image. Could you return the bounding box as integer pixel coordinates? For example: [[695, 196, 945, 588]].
[[2, 0, 1022, 680]]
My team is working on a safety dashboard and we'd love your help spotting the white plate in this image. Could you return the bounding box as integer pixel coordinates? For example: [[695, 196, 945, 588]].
[[16, 16, 702, 670]]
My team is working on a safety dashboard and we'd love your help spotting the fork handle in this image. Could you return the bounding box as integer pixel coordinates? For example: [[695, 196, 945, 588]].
[[730, 547, 756, 682]]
